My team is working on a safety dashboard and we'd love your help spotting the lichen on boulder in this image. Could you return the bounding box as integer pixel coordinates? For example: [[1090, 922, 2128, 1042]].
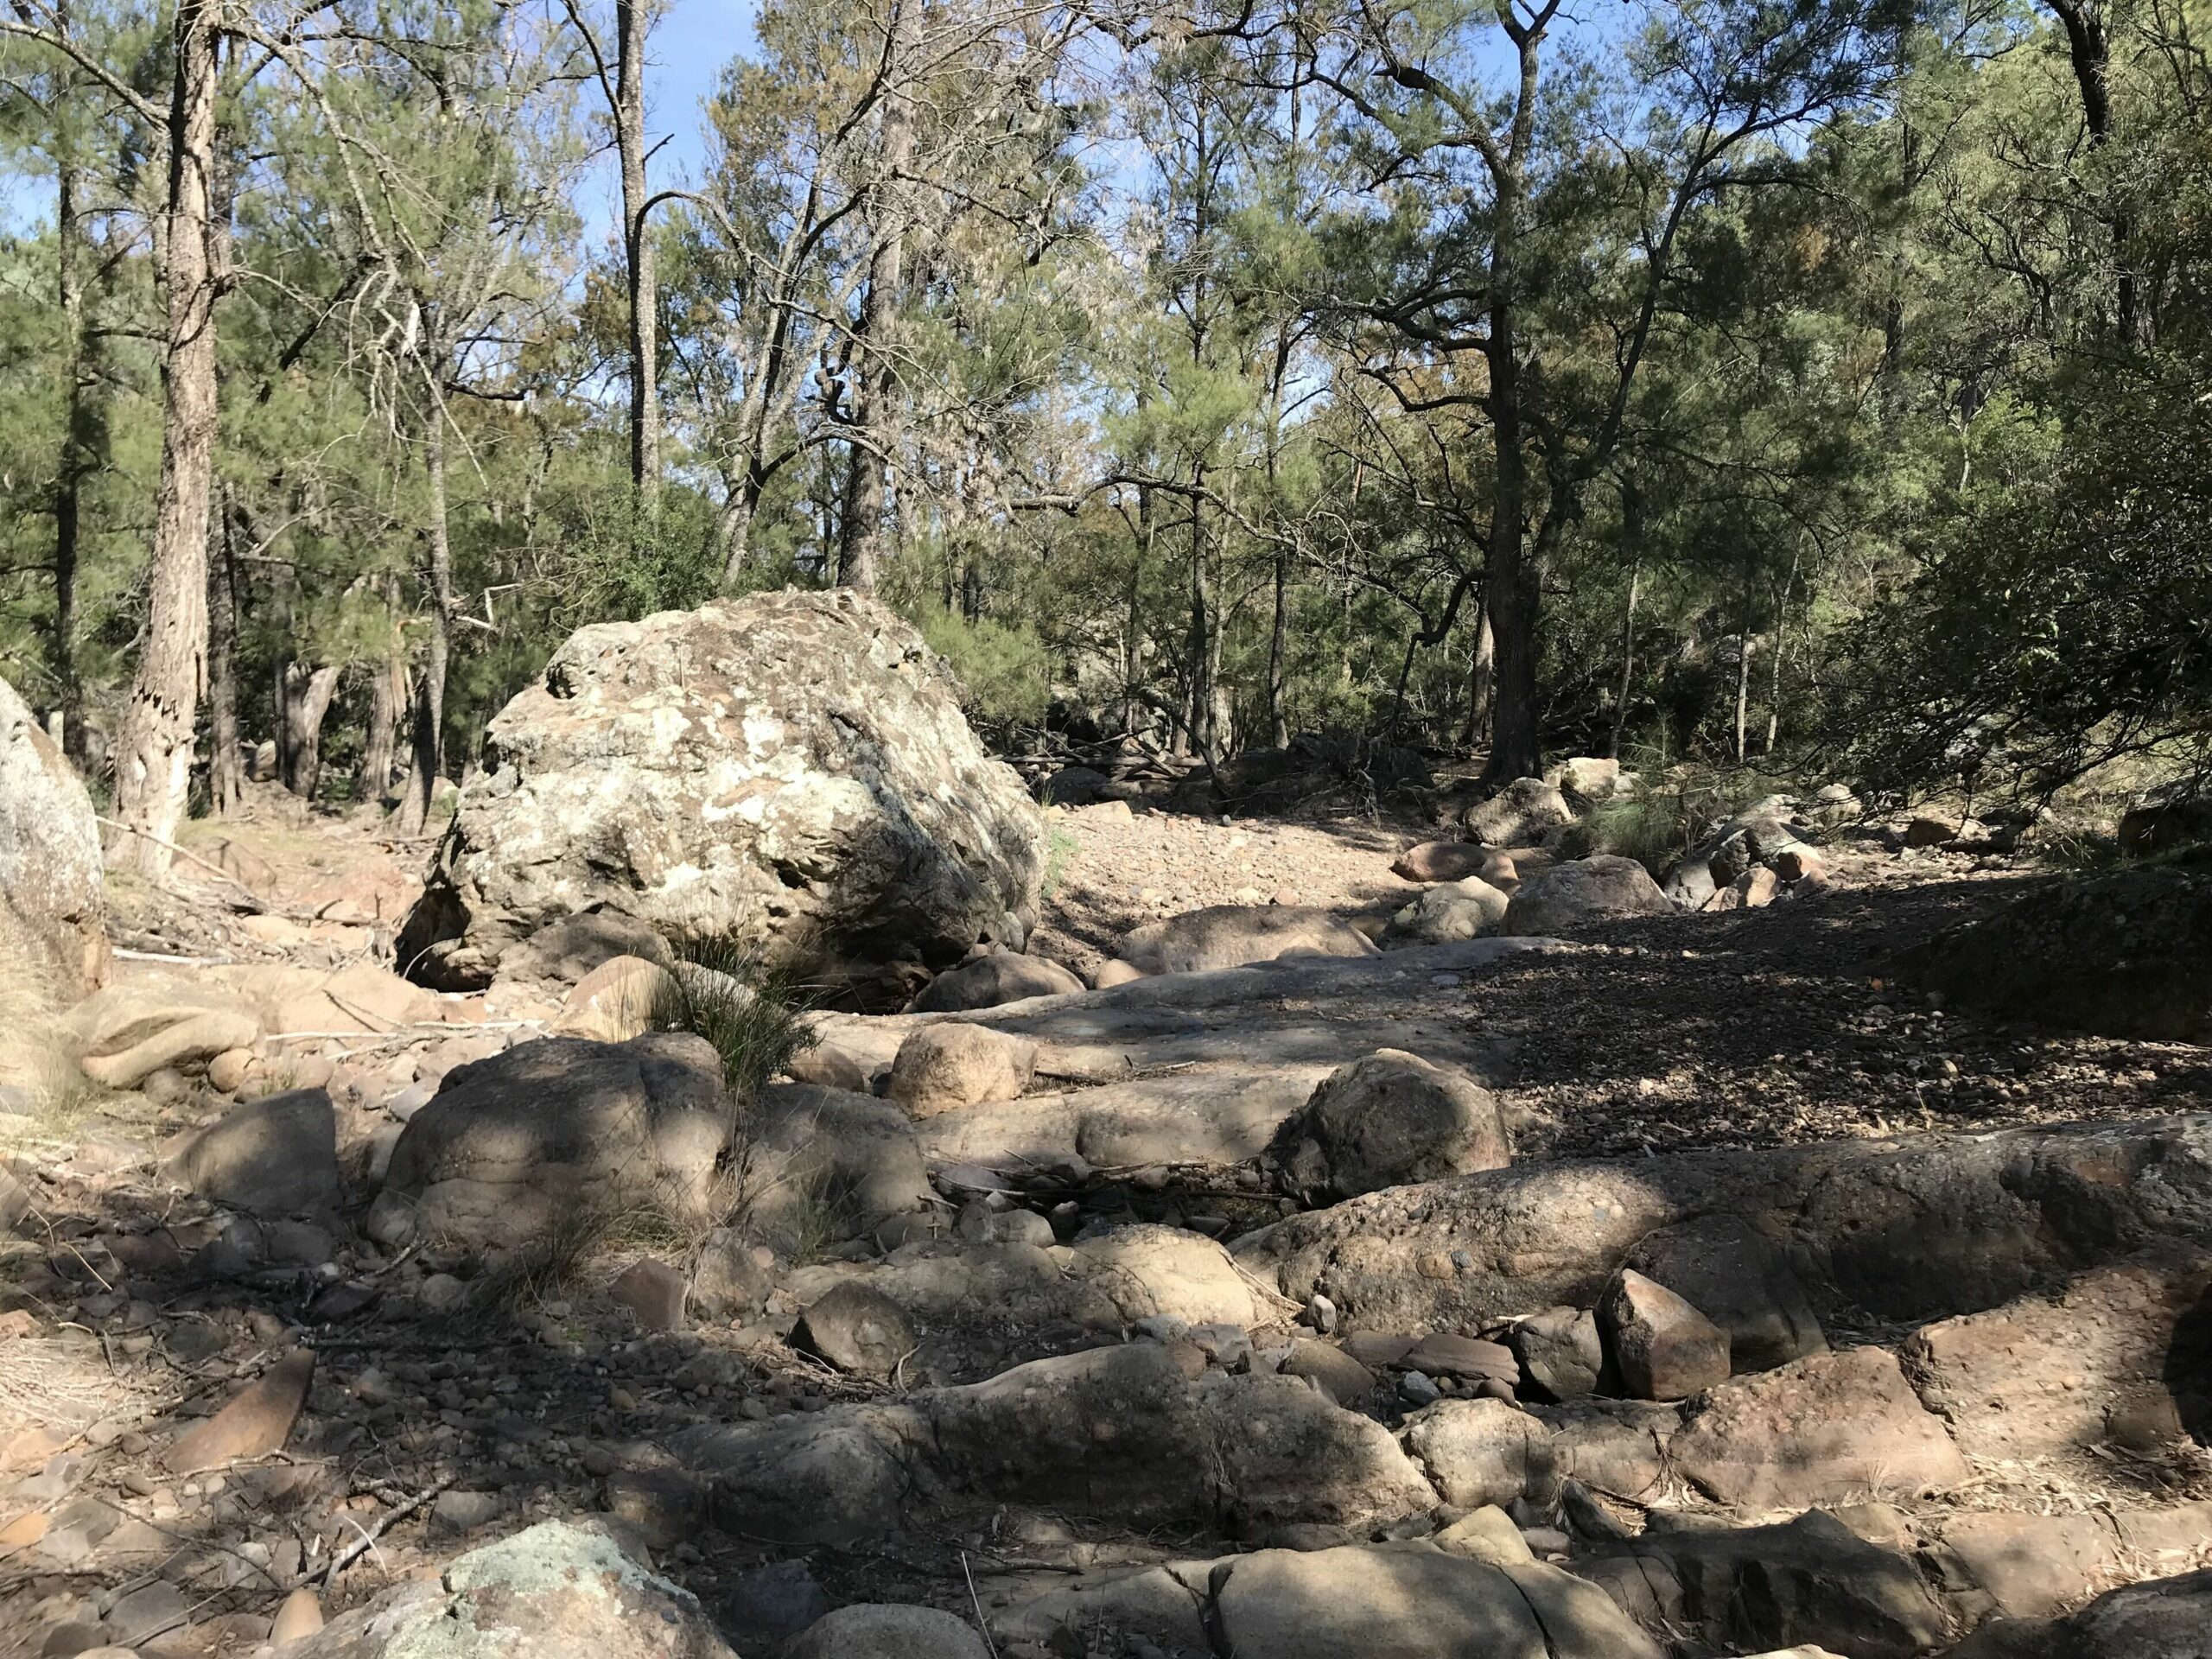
[[397, 589, 1046, 1007]]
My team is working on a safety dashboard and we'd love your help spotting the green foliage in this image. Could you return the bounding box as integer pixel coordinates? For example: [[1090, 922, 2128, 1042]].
[[650, 938, 818, 1107], [913, 607, 1052, 735]]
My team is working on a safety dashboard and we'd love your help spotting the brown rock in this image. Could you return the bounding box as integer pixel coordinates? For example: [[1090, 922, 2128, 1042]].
[[1934, 1511, 2118, 1619], [1670, 1346, 1968, 1509], [1770, 847, 1826, 883], [1280, 1341, 1377, 1407], [610, 1259, 688, 1332], [1599, 1269, 1730, 1400], [1344, 1332, 1417, 1369], [1117, 905, 1377, 976], [1627, 1216, 1827, 1373], [0, 1510, 49, 1548], [1708, 866, 1781, 911], [1510, 1306, 1604, 1401], [162, 1348, 315, 1473], [81, 1007, 261, 1090], [885, 1024, 1036, 1117], [792, 1283, 916, 1378], [171, 1088, 340, 1217], [554, 955, 674, 1043], [1090, 959, 1144, 988], [1401, 1333, 1517, 1383], [270, 1586, 326, 1643], [909, 951, 1084, 1013], [1274, 1049, 1510, 1199], [1392, 842, 1520, 887]]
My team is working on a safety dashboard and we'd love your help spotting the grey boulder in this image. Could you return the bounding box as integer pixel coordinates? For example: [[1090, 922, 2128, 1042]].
[[396, 589, 1044, 1006]]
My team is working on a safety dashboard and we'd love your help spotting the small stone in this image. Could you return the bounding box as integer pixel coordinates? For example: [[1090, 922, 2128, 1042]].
[[1599, 1268, 1731, 1401], [1306, 1294, 1338, 1334], [0, 1510, 48, 1548], [270, 1586, 323, 1643], [106, 1579, 190, 1645], [1400, 1370, 1443, 1406], [431, 1489, 506, 1533], [1401, 1333, 1517, 1383], [791, 1283, 916, 1379]]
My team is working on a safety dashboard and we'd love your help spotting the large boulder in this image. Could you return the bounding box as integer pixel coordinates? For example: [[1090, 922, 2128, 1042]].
[[169, 1088, 340, 1217], [1464, 777, 1574, 846], [1273, 1049, 1510, 1199], [784, 1606, 991, 1659], [1946, 1568, 2212, 1658], [1118, 905, 1378, 976], [396, 590, 1045, 1006], [1576, 1510, 1947, 1659], [366, 1032, 727, 1249], [1503, 855, 1673, 934], [281, 1521, 736, 1659], [0, 675, 105, 996], [1891, 871, 2212, 1042]]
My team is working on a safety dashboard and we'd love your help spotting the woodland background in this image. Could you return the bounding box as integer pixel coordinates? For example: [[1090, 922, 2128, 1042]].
[[0, 0, 2206, 863]]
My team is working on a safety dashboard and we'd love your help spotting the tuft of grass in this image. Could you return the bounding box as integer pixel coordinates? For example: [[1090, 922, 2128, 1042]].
[[1040, 823, 1078, 899], [650, 938, 818, 1104]]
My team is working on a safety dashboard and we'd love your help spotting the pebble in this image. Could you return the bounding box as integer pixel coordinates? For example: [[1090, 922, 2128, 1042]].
[[1400, 1370, 1443, 1406]]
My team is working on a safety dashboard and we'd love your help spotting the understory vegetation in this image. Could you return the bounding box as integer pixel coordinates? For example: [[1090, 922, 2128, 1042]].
[[0, 0, 2206, 858]]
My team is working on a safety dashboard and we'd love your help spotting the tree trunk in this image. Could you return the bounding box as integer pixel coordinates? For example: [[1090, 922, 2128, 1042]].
[[1461, 594, 1495, 750], [277, 661, 340, 798], [1123, 486, 1151, 740], [400, 409, 455, 835], [1733, 632, 1755, 766], [836, 0, 918, 594], [207, 491, 245, 815], [1765, 543, 1799, 756], [1267, 545, 1289, 747], [2047, 0, 2133, 341], [111, 0, 219, 874], [1479, 257, 1543, 783], [716, 482, 756, 587], [54, 107, 89, 762], [1611, 564, 1639, 760], [1185, 488, 1214, 761], [616, 0, 658, 515], [362, 575, 401, 804]]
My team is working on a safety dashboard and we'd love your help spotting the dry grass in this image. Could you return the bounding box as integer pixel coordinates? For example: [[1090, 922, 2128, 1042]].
[[0, 1335, 153, 1437], [0, 915, 105, 1154]]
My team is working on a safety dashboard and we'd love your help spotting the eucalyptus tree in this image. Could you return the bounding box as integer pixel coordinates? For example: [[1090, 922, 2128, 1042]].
[[1299, 0, 1909, 781]]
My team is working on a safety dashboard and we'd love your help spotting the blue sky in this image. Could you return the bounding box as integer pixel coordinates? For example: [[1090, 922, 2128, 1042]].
[[577, 0, 760, 238]]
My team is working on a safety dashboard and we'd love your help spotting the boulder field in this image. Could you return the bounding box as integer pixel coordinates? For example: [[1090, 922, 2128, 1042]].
[[6, 654, 2212, 1659]]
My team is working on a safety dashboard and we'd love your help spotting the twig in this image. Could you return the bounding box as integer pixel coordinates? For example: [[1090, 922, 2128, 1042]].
[[961, 1548, 998, 1656], [94, 817, 264, 901], [284, 1475, 454, 1591]]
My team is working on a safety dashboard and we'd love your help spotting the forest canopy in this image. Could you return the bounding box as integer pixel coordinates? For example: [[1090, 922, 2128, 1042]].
[[0, 0, 2205, 867]]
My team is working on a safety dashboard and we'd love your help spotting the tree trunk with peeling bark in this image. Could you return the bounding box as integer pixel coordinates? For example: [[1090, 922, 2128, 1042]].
[[111, 0, 220, 874]]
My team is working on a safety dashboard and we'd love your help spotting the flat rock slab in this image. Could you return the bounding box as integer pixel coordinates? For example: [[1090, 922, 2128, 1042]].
[[993, 1544, 1663, 1659], [1904, 1246, 2212, 1461], [161, 1348, 315, 1473], [1236, 1114, 2212, 1334], [672, 1343, 1432, 1545]]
